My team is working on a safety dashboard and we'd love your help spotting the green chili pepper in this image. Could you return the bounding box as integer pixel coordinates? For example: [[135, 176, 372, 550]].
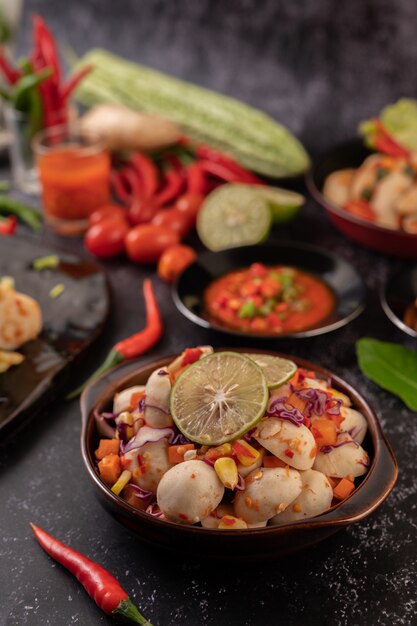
[[0, 196, 42, 232], [12, 67, 52, 111], [238, 301, 257, 319]]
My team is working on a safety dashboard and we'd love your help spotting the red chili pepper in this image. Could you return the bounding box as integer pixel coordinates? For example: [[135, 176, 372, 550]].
[[196, 145, 262, 184], [0, 215, 17, 235], [372, 119, 410, 158], [185, 162, 207, 195], [130, 153, 159, 199], [60, 64, 94, 101], [0, 47, 22, 85], [111, 171, 131, 204], [155, 166, 183, 206], [33, 15, 61, 86], [198, 159, 256, 183], [67, 279, 163, 399], [30, 524, 152, 624]]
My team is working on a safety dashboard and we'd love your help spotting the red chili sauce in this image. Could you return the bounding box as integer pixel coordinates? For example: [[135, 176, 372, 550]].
[[204, 262, 336, 334]]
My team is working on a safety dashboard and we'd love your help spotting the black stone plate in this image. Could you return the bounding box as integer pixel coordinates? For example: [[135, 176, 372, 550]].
[[173, 242, 367, 339], [0, 236, 109, 434]]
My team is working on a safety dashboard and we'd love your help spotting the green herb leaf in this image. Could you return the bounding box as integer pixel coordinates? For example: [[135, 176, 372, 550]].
[[356, 338, 417, 410]]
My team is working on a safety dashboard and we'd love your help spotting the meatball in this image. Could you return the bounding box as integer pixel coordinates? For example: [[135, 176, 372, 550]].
[[122, 438, 173, 494], [157, 460, 224, 524], [254, 417, 316, 470], [339, 407, 367, 444], [234, 467, 302, 524], [313, 434, 369, 478], [270, 469, 333, 524]]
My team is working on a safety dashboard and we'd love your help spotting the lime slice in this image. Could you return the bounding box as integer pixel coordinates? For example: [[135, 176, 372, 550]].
[[170, 351, 269, 445], [244, 354, 297, 389], [196, 184, 272, 251], [259, 187, 305, 224]]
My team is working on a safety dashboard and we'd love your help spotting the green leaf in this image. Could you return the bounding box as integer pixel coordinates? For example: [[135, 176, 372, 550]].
[[356, 338, 417, 411]]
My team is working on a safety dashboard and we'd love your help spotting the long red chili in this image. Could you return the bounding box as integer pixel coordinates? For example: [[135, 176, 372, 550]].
[[0, 215, 17, 235], [155, 166, 183, 206], [185, 161, 207, 195], [131, 153, 159, 199], [197, 159, 252, 183], [61, 64, 94, 101], [196, 145, 263, 184], [67, 279, 163, 399], [31, 524, 152, 625], [111, 170, 131, 204], [0, 47, 22, 84]]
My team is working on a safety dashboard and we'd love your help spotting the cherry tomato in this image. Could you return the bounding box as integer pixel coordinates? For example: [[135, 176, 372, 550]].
[[85, 217, 130, 258], [174, 193, 204, 225], [157, 245, 197, 283], [151, 208, 192, 239], [88, 204, 127, 228], [128, 197, 159, 225], [125, 224, 180, 264]]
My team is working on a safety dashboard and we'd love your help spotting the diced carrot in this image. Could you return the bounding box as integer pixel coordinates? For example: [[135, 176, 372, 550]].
[[98, 453, 122, 486], [263, 456, 287, 468], [168, 443, 195, 464], [95, 438, 120, 460], [311, 418, 337, 446], [287, 392, 307, 414], [289, 369, 301, 387], [333, 477, 355, 501], [130, 390, 145, 410], [122, 485, 147, 511], [325, 412, 344, 428]]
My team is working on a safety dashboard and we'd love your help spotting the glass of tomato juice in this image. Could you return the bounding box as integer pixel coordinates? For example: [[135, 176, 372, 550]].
[[33, 125, 111, 235]]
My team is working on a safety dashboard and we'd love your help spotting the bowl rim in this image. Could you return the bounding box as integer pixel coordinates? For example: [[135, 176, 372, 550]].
[[306, 139, 417, 240], [172, 242, 367, 340], [80, 348, 398, 537], [380, 269, 417, 338]]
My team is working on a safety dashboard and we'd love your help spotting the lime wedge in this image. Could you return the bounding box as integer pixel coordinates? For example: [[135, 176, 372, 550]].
[[258, 187, 305, 224], [244, 354, 297, 389], [196, 184, 272, 251], [170, 352, 269, 445]]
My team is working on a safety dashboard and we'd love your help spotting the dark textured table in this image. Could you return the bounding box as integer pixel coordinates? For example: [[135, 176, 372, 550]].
[[1, 1, 417, 625]]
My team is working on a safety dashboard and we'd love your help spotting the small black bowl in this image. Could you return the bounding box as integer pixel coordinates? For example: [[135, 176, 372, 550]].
[[173, 242, 367, 339], [381, 264, 417, 338]]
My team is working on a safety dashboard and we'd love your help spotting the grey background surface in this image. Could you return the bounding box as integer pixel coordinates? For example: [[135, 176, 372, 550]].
[[1, 1, 417, 625]]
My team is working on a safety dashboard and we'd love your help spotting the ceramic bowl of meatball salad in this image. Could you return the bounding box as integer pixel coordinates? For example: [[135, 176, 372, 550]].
[[81, 347, 397, 560]]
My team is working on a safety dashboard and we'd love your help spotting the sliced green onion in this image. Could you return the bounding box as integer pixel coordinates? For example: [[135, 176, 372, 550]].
[[33, 255, 60, 271], [49, 283, 65, 299]]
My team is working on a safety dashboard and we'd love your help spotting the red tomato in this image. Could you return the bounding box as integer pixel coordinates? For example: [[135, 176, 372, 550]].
[[125, 224, 180, 264], [151, 208, 192, 239], [88, 204, 127, 228], [128, 198, 159, 225], [174, 193, 204, 225], [157, 244, 197, 283], [85, 217, 130, 258]]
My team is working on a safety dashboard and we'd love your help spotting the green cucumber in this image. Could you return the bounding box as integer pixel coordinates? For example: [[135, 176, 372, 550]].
[[75, 49, 310, 178]]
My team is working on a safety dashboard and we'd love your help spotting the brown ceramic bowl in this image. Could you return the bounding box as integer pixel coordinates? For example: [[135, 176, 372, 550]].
[[80, 349, 397, 560], [307, 140, 417, 259]]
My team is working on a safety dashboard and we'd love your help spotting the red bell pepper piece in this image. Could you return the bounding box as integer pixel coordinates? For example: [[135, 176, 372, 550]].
[[372, 119, 410, 158]]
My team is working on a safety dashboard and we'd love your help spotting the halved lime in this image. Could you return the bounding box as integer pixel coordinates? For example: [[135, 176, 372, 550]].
[[170, 351, 269, 445], [196, 184, 272, 251], [244, 354, 297, 389], [258, 187, 305, 224]]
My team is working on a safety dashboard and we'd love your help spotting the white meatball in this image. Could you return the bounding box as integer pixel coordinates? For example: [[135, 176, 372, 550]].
[[0, 285, 42, 350], [234, 467, 302, 524], [122, 438, 173, 494], [254, 418, 316, 470], [237, 447, 265, 478], [113, 385, 145, 414], [313, 434, 369, 478], [340, 407, 367, 444], [270, 469, 333, 525], [144, 368, 173, 427], [157, 460, 224, 524]]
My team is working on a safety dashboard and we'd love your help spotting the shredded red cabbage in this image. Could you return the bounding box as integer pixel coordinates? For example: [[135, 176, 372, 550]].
[[321, 439, 359, 454], [203, 458, 215, 467], [127, 483, 153, 499], [93, 407, 116, 438], [170, 432, 192, 445], [121, 425, 176, 454], [359, 457, 371, 468], [157, 369, 169, 376], [296, 388, 342, 417], [267, 397, 305, 427], [243, 427, 257, 442], [138, 398, 146, 412], [235, 473, 245, 491], [146, 502, 164, 517]]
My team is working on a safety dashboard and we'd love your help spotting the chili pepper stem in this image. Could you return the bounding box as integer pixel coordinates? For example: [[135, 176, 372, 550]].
[[66, 349, 124, 400], [113, 599, 153, 625]]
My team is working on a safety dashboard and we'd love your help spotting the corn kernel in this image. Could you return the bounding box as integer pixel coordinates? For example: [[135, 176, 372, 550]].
[[232, 439, 261, 466], [115, 412, 134, 441], [218, 515, 248, 530], [214, 457, 238, 490], [111, 470, 132, 496]]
